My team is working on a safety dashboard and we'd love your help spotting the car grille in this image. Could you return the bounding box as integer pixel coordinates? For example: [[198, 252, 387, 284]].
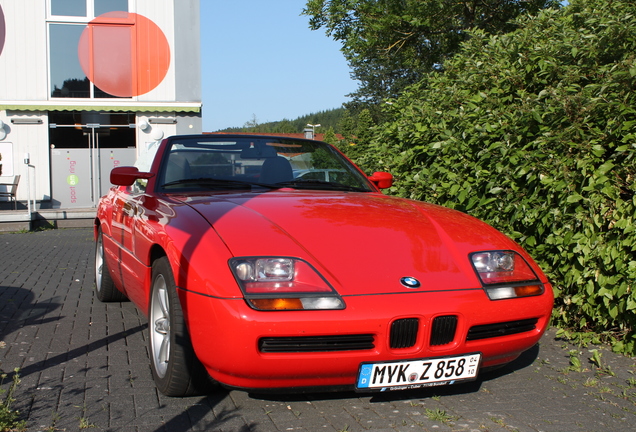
[[259, 334, 375, 353], [389, 318, 419, 349], [430, 315, 458, 346], [466, 318, 539, 341]]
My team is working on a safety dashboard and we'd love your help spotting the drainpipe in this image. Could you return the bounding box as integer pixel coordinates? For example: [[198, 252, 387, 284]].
[[24, 153, 31, 229]]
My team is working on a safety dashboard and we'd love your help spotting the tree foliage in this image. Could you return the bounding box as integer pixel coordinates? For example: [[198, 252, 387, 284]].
[[304, 0, 560, 115], [362, 0, 636, 354], [336, 108, 376, 159], [217, 108, 347, 134]]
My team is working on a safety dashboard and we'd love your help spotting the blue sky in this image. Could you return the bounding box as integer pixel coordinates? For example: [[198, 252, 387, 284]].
[[200, 1, 357, 132]]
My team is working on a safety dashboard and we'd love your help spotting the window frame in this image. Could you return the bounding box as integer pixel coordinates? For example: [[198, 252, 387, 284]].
[[47, 0, 135, 101], [48, 0, 131, 20]]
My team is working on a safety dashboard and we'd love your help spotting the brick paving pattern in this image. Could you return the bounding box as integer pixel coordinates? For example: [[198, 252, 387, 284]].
[[0, 228, 635, 431]]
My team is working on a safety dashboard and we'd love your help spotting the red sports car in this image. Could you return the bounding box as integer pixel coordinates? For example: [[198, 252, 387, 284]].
[[94, 134, 553, 396]]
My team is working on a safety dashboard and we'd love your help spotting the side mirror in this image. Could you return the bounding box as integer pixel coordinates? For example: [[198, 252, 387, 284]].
[[368, 171, 393, 189], [111, 166, 154, 186]]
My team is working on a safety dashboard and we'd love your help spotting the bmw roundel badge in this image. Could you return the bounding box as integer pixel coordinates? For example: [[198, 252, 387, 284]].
[[400, 277, 421, 289]]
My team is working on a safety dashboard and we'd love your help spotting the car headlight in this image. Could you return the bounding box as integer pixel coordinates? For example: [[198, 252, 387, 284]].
[[470, 251, 544, 300], [229, 257, 345, 311]]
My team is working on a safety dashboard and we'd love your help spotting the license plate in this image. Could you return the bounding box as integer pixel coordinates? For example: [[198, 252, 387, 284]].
[[356, 353, 481, 391]]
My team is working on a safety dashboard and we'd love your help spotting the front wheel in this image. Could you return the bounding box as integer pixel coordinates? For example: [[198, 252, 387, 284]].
[[148, 256, 214, 396]]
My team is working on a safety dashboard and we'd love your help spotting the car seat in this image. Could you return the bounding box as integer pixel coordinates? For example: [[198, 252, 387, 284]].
[[259, 156, 293, 184]]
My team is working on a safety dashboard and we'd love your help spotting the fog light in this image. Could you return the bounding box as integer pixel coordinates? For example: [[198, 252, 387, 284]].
[[300, 297, 344, 310], [486, 284, 544, 300]]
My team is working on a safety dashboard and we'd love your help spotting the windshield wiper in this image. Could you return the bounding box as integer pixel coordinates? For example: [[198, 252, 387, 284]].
[[275, 179, 368, 192], [162, 177, 279, 190]]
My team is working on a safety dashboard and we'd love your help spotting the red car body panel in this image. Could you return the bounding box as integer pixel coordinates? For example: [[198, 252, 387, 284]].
[[95, 134, 554, 392], [180, 290, 551, 389]]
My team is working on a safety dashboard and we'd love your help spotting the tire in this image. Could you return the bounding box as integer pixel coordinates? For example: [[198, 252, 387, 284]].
[[95, 228, 127, 302], [148, 256, 215, 396]]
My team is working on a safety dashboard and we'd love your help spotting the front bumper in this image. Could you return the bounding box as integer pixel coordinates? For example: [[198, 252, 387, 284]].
[[179, 286, 553, 390]]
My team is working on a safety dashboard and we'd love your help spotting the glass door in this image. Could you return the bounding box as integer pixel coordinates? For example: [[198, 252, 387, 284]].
[[49, 112, 137, 208]]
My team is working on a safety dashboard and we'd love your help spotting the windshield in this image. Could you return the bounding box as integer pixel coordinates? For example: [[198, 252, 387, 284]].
[[157, 136, 374, 192]]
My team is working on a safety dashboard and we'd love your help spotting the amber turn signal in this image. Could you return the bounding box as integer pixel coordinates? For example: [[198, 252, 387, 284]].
[[249, 298, 304, 310]]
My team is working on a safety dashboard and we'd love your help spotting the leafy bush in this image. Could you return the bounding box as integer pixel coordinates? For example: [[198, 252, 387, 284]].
[[364, 0, 636, 354], [0, 369, 26, 432]]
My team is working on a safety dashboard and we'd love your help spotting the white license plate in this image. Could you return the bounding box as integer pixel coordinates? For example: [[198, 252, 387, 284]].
[[356, 353, 481, 391]]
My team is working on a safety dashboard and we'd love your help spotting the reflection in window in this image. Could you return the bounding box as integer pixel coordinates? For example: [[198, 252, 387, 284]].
[[49, 111, 136, 149], [51, 0, 87, 17], [50, 24, 89, 98], [95, 0, 128, 16], [49, 1, 134, 99], [50, 22, 128, 99]]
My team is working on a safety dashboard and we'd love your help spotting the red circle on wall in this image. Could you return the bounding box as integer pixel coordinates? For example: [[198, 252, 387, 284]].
[[78, 12, 170, 97]]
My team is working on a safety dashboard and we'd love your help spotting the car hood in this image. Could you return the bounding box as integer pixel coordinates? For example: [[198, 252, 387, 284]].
[[180, 191, 524, 295]]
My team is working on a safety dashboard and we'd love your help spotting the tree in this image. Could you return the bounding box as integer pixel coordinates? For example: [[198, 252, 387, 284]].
[[271, 119, 297, 134], [367, 0, 636, 354], [243, 114, 261, 131], [332, 108, 376, 161], [322, 126, 338, 146], [304, 0, 560, 116], [345, 108, 374, 161], [217, 108, 348, 134]]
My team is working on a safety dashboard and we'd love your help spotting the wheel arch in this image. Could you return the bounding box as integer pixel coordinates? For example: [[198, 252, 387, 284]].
[[146, 244, 193, 316], [150, 243, 167, 264], [146, 244, 169, 310], [94, 217, 108, 239]]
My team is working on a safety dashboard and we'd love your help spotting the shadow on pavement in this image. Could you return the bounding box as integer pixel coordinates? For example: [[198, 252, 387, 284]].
[[0, 285, 63, 341], [148, 344, 540, 431], [5, 324, 146, 380], [246, 343, 540, 404], [154, 396, 258, 432]]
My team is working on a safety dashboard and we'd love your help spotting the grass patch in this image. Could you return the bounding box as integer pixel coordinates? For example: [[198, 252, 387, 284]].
[[0, 368, 26, 432], [424, 408, 457, 423]]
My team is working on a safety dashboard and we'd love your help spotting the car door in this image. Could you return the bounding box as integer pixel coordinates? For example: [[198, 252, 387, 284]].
[[109, 185, 146, 300]]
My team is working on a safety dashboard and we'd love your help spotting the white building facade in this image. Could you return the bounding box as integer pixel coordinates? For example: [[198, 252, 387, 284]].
[[0, 0, 201, 209]]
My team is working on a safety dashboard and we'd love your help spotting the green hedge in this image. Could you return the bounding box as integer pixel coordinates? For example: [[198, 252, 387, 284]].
[[363, 0, 636, 353]]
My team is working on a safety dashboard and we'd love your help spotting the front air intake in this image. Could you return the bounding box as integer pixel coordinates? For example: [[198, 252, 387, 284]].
[[467, 318, 538, 341], [259, 334, 375, 353], [430, 315, 458, 346], [389, 318, 419, 349]]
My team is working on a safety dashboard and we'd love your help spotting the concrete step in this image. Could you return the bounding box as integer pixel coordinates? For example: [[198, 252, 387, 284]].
[[0, 207, 95, 231]]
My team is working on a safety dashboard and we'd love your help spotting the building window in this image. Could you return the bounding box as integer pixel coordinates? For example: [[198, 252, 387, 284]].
[[95, 0, 128, 17], [50, 0, 128, 18], [51, 0, 87, 17], [48, 0, 131, 99], [50, 24, 90, 98]]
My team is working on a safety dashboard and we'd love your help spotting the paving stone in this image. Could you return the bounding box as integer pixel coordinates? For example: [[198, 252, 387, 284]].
[[1, 228, 636, 431]]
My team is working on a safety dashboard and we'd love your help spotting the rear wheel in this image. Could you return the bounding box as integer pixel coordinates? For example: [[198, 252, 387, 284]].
[[148, 256, 214, 396], [95, 228, 127, 302]]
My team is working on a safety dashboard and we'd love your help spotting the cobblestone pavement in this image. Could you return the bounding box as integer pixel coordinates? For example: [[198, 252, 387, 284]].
[[0, 228, 635, 432]]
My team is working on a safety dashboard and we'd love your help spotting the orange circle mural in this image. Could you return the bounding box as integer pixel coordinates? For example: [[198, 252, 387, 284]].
[[78, 12, 170, 97]]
